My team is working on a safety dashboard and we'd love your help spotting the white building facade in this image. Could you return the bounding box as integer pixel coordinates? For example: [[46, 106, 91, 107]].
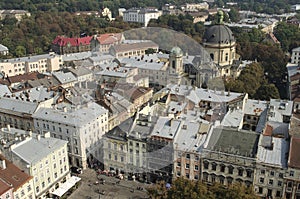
[[32, 102, 109, 169]]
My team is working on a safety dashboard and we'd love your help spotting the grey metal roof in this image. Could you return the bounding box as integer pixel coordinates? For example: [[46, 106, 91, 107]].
[[6, 53, 61, 64], [205, 127, 259, 157], [187, 88, 242, 104], [0, 97, 38, 114], [13, 86, 54, 102], [53, 71, 77, 84], [243, 99, 268, 116], [257, 136, 289, 168], [221, 109, 244, 128], [12, 137, 67, 164], [203, 24, 235, 44], [62, 51, 92, 62], [150, 117, 181, 139], [174, 121, 209, 152], [65, 66, 92, 77], [0, 85, 11, 97], [32, 102, 107, 127]]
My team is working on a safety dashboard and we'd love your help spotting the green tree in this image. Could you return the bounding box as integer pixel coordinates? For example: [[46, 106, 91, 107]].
[[228, 8, 240, 22], [15, 45, 26, 57], [255, 83, 280, 100]]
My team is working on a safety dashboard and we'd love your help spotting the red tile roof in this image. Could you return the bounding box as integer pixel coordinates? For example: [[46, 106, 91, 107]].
[[0, 154, 33, 191], [0, 179, 12, 195], [53, 36, 92, 47], [96, 33, 123, 45], [0, 72, 44, 85], [288, 136, 300, 168]]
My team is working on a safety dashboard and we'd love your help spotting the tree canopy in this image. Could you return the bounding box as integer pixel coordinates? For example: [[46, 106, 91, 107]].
[[146, 177, 259, 199]]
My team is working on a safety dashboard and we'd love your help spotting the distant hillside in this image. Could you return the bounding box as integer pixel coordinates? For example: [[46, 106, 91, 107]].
[[0, 0, 298, 15]]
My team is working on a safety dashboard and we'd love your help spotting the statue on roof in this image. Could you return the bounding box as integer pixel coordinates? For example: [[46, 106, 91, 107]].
[[217, 10, 224, 24]]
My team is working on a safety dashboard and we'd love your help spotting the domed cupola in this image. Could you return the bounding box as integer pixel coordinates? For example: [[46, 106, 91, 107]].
[[203, 11, 235, 46], [202, 11, 237, 68]]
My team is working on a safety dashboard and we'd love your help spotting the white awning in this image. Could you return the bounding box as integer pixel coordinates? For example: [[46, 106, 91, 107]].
[[50, 176, 81, 197]]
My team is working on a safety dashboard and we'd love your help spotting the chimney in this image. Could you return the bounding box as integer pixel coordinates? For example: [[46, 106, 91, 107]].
[[0, 159, 6, 170], [6, 124, 10, 131], [44, 132, 51, 138]]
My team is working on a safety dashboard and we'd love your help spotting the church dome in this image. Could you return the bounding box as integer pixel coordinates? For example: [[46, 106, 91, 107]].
[[203, 24, 235, 45], [170, 46, 183, 56]]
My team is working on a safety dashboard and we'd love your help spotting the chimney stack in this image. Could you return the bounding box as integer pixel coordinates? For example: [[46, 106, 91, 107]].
[[0, 159, 6, 170]]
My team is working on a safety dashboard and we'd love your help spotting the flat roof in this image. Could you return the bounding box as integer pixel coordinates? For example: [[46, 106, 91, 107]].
[[257, 136, 289, 168], [150, 117, 181, 139]]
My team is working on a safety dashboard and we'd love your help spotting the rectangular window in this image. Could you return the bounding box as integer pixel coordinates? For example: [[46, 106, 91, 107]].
[[290, 170, 294, 177], [186, 154, 190, 159], [278, 181, 282, 187], [186, 173, 190, 178], [270, 171, 275, 176], [269, 179, 273, 185], [195, 165, 199, 171], [186, 164, 190, 169]]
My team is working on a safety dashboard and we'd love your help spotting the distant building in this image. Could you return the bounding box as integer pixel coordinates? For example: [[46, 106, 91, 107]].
[[291, 4, 300, 11], [0, 10, 31, 21], [291, 47, 300, 64], [109, 41, 159, 58], [182, 3, 209, 11], [101, 7, 113, 21], [122, 8, 162, 27], [0, 44, 9, 56], [52, 36, 93, 55], [90, 33, 124, 53], [0, 53, 62, 77]]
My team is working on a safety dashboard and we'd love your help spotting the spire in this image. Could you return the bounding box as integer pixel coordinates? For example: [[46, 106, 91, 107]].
[[217, 10, 224, 24]]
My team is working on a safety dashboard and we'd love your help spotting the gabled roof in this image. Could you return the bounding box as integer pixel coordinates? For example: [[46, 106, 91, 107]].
[[52, 36, 92, 47], [96, 33, 123, 45], [0, 44, 8, 51]]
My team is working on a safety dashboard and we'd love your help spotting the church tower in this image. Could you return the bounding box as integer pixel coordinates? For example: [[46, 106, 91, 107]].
[[169, 46, 183, 74]]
